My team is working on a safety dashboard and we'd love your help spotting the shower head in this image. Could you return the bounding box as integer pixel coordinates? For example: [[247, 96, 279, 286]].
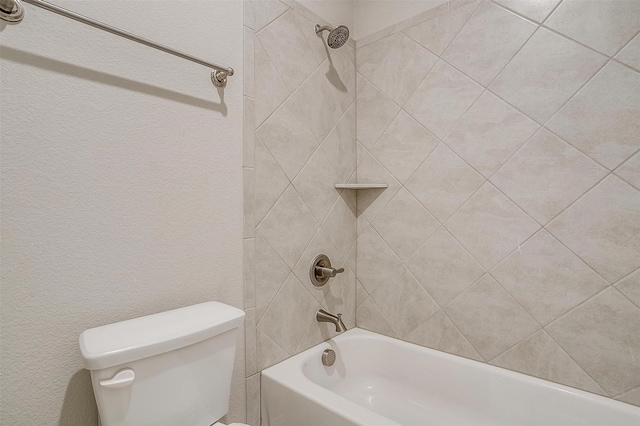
[[315, 24, 350, 49]]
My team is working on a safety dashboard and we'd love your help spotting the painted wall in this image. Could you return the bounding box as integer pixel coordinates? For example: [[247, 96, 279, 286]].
[[242, 0, 357, 423], [354, 0, 447, 40], [297, 0, 354, 29], [0, 1, 245, 424], [355, 0, 640, 407]]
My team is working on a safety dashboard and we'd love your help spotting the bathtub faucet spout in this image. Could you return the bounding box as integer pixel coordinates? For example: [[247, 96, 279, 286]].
[[316, 309, 347, 333]]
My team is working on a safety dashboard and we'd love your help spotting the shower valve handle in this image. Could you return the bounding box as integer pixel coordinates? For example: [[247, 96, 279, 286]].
[[316, 266, 344, 278]]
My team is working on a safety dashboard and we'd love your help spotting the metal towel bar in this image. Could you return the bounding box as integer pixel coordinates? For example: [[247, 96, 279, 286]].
[[0, 0, 234, 88]]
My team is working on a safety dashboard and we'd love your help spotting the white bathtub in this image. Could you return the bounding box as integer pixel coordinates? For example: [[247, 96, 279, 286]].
[[261, 328, 640, 426]]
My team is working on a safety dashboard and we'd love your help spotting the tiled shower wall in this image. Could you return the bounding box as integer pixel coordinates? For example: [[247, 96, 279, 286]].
[[354, 0, 640, 407], [243, 1, 357, 424]]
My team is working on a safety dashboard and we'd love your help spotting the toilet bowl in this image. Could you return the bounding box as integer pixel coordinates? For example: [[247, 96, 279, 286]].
[[80, 302, 249, 426]]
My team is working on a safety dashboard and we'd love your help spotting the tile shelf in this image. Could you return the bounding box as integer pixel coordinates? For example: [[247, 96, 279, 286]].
[[335, 183, 388, 189]]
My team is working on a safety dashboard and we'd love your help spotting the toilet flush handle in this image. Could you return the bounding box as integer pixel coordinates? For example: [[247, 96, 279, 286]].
[[100, 368, 135, 389]]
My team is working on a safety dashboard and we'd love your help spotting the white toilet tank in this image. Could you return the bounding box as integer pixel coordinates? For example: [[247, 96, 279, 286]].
[[79, 302, 245, 426]]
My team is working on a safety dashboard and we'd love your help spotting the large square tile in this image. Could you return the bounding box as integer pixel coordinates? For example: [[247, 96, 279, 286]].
[[406, 143, 485, 222], [357, 33, 438, 105], [616, 33, 640, 71], [371, 111, 439, 183], [244, 27, 255, 98], [257, 185, 318, 269], [490, 330, 605, 395], [244, 167, 255, 239], [405, 60, 484, 139], [258, 273, 319, 354], [356, 296, 398, 338], [254, 0, 289, 32], [257, 97, 318, 181], [616, 152, 640, 190], [547, 176, 640, 283], [321, 105, 356, 182], [404, 1, 479, 55], [443, 1, 537, 86], [356, 226, 406, 295], [293, 62, 344, 142], [493, 0, 561, 23], [546, 62, 640, 170], [489, 28, 607, 123], [546, 288, 640, 395], [445, 274, 539, 360], [291, 228, 340, 302], [257, 10, 319, 92], [255, 233, 290, 321], [356, 150, 402, 222], [406, 228, 485, 306], [616, 269, 640, 308], [371, 266, 440, 337], [355, 76, 400, 149], [545, 0, 640, 56], [405, 311, 482, 361], [322, 192, 357, 260], [292, 148, 340, 223], [491, 129, 607, 224], [255, 40, 289, 126], [446, 183, 540, 269], [491, 230, 608, 325], [254, 136, 289, 225], [372, 188, 440, 261], [444, 91, 538, 178]]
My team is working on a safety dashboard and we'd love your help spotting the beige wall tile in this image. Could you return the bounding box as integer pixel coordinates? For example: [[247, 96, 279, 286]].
[[491, 230, 608, 325], [355, 76, 400, 149], [356, 149, 402, 221], [257, 185, 318, 269], [489, 28, 607, 123], [405, 60, 483, 139], [291, 228, 341, 302], [254, 0, 289, 32], [445, 274, 540, 360], [321, 104, 357, 182], [322, 192, 357, 260], [257, 329, 289, 370], [546, 287, 640, 395], [616, 269, 640, 308], [445, 183, 540, 269], [356, 297, 399, 338], [246, 374, 260, 426], [443, 1, 537, 86], [545, 0, 640, 56], [444, 91, 539, 178], [616, 33, 640, 71], [616, 151, 640, 190], [616, 386, 640, 407], [491, 330, 606, 395], [546, 61, 640, 170], [371, 111, 439, 183], [547, 176, 640, 283], [406, 311, 482, 361], [357, 226, 406, 295], [244, 238, 256, 308], [404, 1, 479, 55], [406, 143, 485, 222], [494, 0, 561, 23], [371, 188, 440, 261], [255, 233, 290, 321], [357, 33, 438, 105], [243, 97, 255, 168], [244, 168, 256, 238], [258, 273, 320, 353], [257, 97, 318, 181], [244, 27, 255, 98], [406, 228, 485, 306], [292, 148, 341, 223], [254, 135, 289, 225], [255, 40, 289, 126], [491, 129, 607, 224], [245, 308, 258, 376]]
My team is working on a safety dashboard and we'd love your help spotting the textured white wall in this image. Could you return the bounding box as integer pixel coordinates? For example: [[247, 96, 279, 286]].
[[354, 0, 447, 39], [0, 1, 245, 424], [297, 0, 354, 28]]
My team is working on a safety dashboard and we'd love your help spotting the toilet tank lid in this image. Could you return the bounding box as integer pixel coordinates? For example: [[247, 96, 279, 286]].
[[79, 302, 245, 370]]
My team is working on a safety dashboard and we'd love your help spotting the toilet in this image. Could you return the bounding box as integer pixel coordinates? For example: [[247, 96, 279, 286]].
[[79, 301, 249, 426]]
